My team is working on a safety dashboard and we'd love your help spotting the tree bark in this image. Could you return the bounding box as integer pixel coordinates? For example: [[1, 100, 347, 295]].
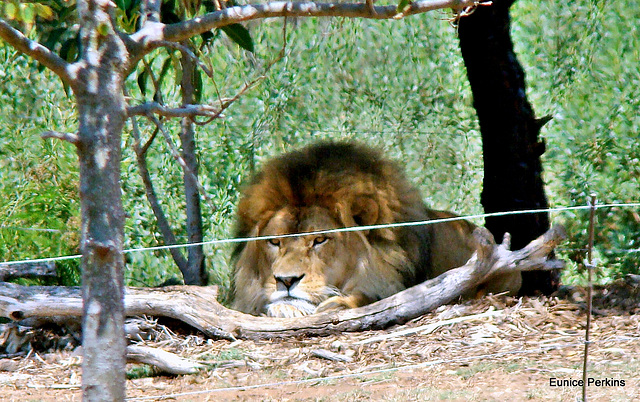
[[457, 0, 559, 295], [178, 45, 208, 286], [1, 226, 565, 341], [74, 1, 129, 400], [0, 262, 56, 281]]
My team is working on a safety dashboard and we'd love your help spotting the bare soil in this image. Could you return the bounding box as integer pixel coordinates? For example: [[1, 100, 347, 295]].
[[1, 282, 639, 401]]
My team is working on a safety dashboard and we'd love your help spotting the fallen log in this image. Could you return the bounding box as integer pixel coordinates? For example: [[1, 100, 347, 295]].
[[0, 226, 565, 340], [0, 261, 56, 281]]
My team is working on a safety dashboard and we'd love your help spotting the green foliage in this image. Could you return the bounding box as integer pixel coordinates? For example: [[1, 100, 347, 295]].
[[512, 0, 640, 282], [220, 23, 255, 53], [397, 0, 411, 14], [0, 44, 80, 285], [1, 0, 638, 292], [126, 364, 156, 380], [0, 1, 55, 27]]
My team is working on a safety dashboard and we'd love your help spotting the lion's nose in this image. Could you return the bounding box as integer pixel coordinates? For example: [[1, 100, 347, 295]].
[[275, 274, 305, 290]]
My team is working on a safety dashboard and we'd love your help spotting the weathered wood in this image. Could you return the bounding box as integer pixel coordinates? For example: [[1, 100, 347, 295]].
[[0, 262, 56, 281], [0, 226, 565, 340], [126, 345, 205, 375]]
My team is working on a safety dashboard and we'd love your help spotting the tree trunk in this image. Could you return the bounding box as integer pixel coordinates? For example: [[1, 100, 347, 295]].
[[179, 45, 208, 286], [457, 0, 559, 295], [74, 1, 129, 400]]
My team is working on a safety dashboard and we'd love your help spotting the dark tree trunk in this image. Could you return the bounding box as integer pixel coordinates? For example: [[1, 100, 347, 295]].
[[457, 0, 559, 295], [179, 47, 208, 286]]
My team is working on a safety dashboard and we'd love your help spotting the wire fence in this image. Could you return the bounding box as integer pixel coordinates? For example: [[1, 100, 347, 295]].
[[2, 200, 640, 399], [2, 201, 640, 266]]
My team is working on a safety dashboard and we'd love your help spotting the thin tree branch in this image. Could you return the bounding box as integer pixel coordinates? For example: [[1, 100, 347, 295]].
[[141, 126, 160, 155], [144, 114, 217, 210], [131, 7, 281, 122], [130, 117, 189, 273], [128, 102, 230, 118], [141, 57, 164, 104], [130, 0, 480, 56], [41, 130, 80, 145], [0, 18, 76, 88], [157, 40, 214, 78]]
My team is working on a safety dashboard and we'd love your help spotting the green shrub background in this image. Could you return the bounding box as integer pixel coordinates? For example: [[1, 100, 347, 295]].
[[1, 1, 638, 294]]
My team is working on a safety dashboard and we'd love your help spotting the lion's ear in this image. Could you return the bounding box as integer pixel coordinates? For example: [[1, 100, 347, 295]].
[[351, 196, 379, 227], [346, 196, 397, 242]]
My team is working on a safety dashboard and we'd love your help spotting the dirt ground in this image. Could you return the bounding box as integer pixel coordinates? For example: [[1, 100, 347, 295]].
[[1, 282, 639, 401]]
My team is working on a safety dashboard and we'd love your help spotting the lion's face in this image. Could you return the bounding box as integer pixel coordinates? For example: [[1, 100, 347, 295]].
[[253, 206, 366, 318]]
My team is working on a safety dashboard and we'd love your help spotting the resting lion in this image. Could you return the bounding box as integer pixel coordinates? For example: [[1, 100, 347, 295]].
[[231, 142, 521, 317]]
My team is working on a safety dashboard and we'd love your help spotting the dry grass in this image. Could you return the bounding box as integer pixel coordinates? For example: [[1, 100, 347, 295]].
[[1, 283, 639, 401]]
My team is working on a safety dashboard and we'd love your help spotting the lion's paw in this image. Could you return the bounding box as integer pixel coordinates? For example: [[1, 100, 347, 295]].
[[315, 295, 358, 313]]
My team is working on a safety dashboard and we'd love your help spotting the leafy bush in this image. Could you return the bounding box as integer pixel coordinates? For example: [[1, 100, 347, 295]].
[[512, 0, 640, 281], [1, 0, 638, 289]]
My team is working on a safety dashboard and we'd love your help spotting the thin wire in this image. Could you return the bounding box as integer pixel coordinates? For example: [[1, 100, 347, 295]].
[[3, 202, 640, 267], [0, 225, 62, 233], [126, 335, 640, 401], [559, 247, 640, 254]]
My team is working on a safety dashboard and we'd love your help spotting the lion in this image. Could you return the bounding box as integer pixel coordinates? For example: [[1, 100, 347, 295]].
[[231, 142, 521, 318]]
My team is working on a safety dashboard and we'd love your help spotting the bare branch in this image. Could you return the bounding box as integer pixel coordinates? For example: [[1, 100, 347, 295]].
[[127, 345, 205, 375], [127, 80, 262, 122], [128, 102, 229, 118], [0, 261, 56, 281], [0, 19, 75, 88], [41, 130, 80, 145], [130, 0, 480, 55]]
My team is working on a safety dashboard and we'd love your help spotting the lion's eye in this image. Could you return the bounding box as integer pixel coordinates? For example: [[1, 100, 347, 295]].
[[312, 236, 328, 247], [267, 238, 281, 247]]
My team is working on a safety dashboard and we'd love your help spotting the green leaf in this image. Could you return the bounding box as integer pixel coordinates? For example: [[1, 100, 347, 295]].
[[20, 4, 36, 25], [4, 2, 18, 20], [59, 37, 78, 62], [157, 57, 173, 88], [220, 24, 254, 53], [34, 3, 55, 20], [137, 69, 148, 97], [193, 68, 203, 103], [396, 0, 411, 14]]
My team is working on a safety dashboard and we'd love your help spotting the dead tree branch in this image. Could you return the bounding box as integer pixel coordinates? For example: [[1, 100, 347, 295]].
[[0, 262, 56, 281], [0, 225, 565, 341], [126, 345, 205, 375]]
